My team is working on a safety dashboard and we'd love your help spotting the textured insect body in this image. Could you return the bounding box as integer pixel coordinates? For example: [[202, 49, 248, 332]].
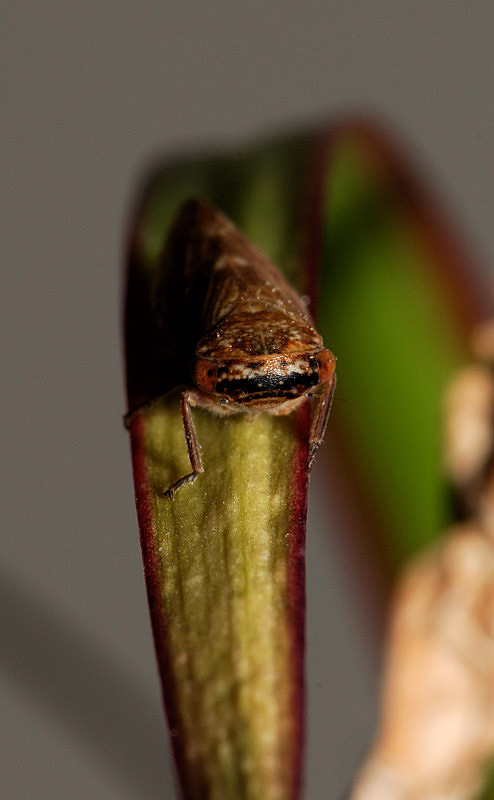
[[147, 198, 336, 497]]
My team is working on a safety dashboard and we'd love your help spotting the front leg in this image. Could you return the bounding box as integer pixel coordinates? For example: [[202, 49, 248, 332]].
[[308, 375, 336, 467], [163, 390, 206, 499]]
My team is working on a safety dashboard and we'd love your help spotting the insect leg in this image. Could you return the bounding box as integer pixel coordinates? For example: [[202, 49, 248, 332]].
[[163, 390, 205, 499], [308, 375, 336, 467]]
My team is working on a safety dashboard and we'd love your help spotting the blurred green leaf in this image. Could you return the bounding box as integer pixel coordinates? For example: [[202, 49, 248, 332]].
[[319, 125, 488, 570]]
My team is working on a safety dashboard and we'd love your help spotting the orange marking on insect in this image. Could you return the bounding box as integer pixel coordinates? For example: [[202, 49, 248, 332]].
[[128, 198, 336, 498]]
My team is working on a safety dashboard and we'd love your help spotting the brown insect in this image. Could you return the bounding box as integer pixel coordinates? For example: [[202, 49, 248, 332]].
[[128, 198, 336, 498]]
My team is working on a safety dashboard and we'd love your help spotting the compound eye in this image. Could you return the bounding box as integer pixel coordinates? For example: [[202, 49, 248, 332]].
[[194, 358, 218, 393], [316, 349, 336, 383]]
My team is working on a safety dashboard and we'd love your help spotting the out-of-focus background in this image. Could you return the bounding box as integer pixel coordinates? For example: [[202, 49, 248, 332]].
[[2, 3, 493, 798]]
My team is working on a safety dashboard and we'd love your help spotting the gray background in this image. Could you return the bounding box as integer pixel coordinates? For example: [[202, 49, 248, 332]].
[[2, 2, 493, 798]]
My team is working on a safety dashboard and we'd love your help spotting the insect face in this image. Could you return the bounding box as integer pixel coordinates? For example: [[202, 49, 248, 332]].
[[194, 349, 335, 408]]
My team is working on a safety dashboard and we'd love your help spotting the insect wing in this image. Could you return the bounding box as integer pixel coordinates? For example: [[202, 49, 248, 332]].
[[169, 199, 314, 333]]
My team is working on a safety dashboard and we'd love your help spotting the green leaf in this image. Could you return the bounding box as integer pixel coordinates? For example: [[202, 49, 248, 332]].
[[126, 136, 319, 800]]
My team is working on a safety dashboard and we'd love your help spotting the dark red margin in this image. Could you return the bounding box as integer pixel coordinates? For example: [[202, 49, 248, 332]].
[[129, 413, 189, 796], [285, 401, 311, 800]]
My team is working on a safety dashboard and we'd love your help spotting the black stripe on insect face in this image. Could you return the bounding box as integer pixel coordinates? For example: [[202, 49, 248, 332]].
[[215, 367, 320, 401]]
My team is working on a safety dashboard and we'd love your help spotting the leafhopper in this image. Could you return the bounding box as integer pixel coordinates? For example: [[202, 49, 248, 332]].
[[127, 198, 336, 498]]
